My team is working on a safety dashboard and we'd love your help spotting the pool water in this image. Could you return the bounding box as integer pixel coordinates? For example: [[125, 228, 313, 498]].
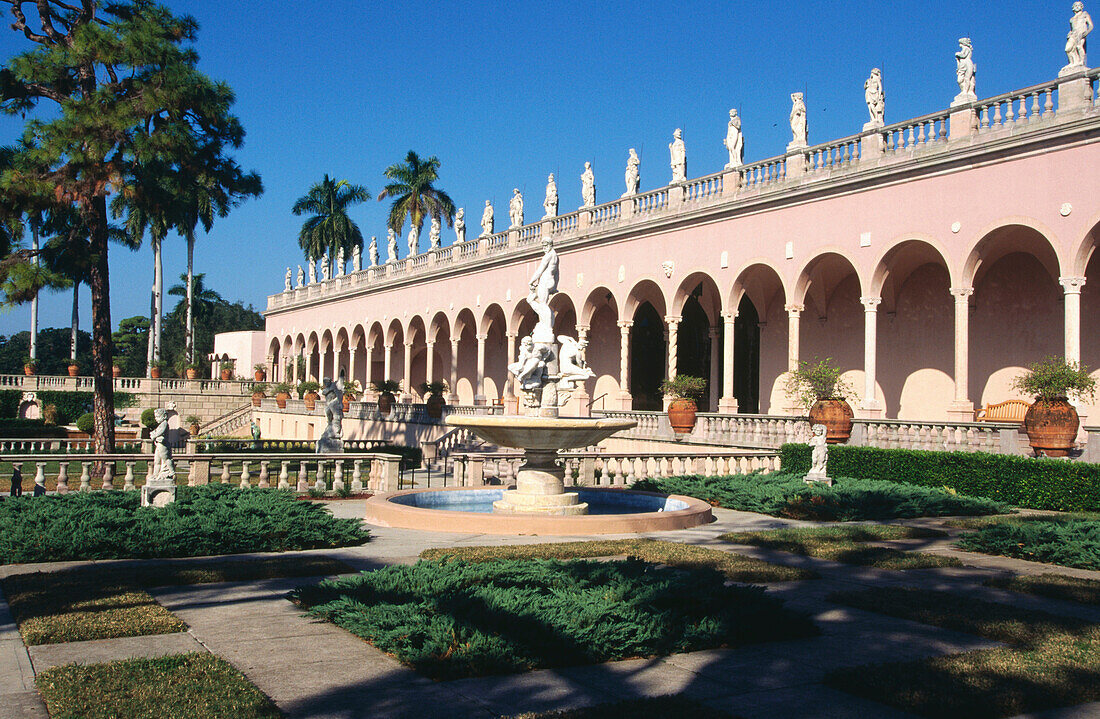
[[389, 487, 690, 515]]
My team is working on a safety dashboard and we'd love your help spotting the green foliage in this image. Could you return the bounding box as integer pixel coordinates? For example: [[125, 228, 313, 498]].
[[784, 357, 857, 409], [956, 520, 1100, 569], [297, 380, 320, 397], [184, 415, 201, 426], [343, 379, 361, 398], [659, 374, 706, 401], [371, 379, 402, 394], [0, 329, 92, 376], [32, 391, 132, 425], [780, 443, 1100, 512], [632, 472, 1006, 521], [250, 383, 269, 395], [76, 413, 95, 435], [273, 382, 293, 395], [0, 418, 67, 438], [292, 557, 817, 680], [110, 316, 151, 377], [418, 380, 447, 396], [292, 175, 371, 262], [0, 485, 368, 564], [377, 151, 456, 240], [1011, 356, 1097, 402], [140, 408, 157, 429], [0, 390, 22, 417]]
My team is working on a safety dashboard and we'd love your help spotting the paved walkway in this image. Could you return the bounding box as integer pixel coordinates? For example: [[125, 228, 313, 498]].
[[2, 504, 1100, 718]]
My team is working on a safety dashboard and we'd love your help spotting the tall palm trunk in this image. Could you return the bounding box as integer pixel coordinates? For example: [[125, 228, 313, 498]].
[[154, 236, 163, 364], [185, 235, 194, 363], [70, 282, 78, 363], [146, 246, 155, 377], [29, 220, 38, 362]]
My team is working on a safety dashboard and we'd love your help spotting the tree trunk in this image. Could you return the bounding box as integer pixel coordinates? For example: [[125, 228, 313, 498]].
[[70, 281, 78, 362], [186, 235, 194, 363], [153, 235, 163, 364], [29, 221, 38, 361], [85, 196, 115, 455]]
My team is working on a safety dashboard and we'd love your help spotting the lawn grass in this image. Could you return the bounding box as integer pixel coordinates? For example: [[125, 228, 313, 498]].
[[825, 587, 1100, 718], [955, 519, 1100, 570], [506, 695, 739, 718], [36, 652, 282, 718], [419, 538, 817, 582], [720, 524, 961, 570], [985, 573, 1100, 605], [943, 512, 1100, 529], [293, 557, 818, 680]]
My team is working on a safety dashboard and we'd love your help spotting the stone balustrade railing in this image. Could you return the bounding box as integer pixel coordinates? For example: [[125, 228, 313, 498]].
[[0, 373, 260, 395], [450, 448, 781, 487], [849, 419, 1024, 455], [187, 437, 393, 453], [0, 438, 144, 452], [259, 398, 502, 424], [1, 451, 403, 494]]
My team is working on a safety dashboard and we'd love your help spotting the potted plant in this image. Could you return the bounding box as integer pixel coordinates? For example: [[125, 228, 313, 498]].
[[660, 374, 707, 434], [419, 380, 449, 418], [1012, 356, 1096, 457], [785, 357, 857, 444], [150, 360, 165, 379], [219, 361, 234, 381], [251, 382, 269, 407], [342, 379, 361, 412], [274, 381, 293, 409], [66, 359, 79, 377], [185, 362, 200, 380], [372, 379, 402, 416], [254, 363, 267, 382], [299, 380, 321, 411], [23, 357, 36, 376], [112, 363, 122, 378], [185, 414, 201, 436]]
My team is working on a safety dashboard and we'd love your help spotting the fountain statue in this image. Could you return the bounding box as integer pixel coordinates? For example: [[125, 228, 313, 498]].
[[446, 237, 635, 515]]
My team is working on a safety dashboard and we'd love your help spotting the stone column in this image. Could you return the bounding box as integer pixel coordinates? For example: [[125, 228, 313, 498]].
[[784, 304, 803, 372], [348, 348, 357, 387], [402, 341, 414, 400], [449, 338, 460, 403], [860, 296, 882, 417], [425, 340, 436, 384], [504, 333, 518, 413], [948, 287, 974, 420], [665, 315, 681, 380], [573, 324, 591, 415], [363, 345, 374, 393], [617, 320, 633, 409], [708, 325, 721, 411], [1060, 277, 1086, 364], [719, 310, 738, 413], [474, 333, 487, 405], [290, 349, 299, 384], [383, 343, 392, 383]]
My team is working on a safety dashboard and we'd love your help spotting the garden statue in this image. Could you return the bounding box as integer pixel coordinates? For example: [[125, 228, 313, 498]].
[[1064, 2, 1094, 72], [544, 174, 558, 217], [9, 464, 21, 497], [864, 68, 885, 127], [369, 236, 379, 266], [955, 38, 976, 100], [284, 267, 292, 291], [581, 162, 595, 207], [455, 208, 466, 242], [251, 420, 261, 447], [724, 109, 744, 169], [789, 92, 807, 147], [336, 246, 345, 276], [308, 258, 317, 284], [623, 149, 640, 197], [352, 244, 361, 272], [321, 255, 330, 281], [316, 371, 345, 454], [480, 200, 494, 237], [509, 188, 524, 229], [805, 424, 832, 485], [669, 128, 686, 183], [528, 237, 558, 343], [558, 335, 595, 389], [296, 265, 304, 288], [387, 229, 398, 262], [407, 224, 420, 256], [508, 336, 549, 393], [142, 407, 178, 506], [430, 216, 441, 248]]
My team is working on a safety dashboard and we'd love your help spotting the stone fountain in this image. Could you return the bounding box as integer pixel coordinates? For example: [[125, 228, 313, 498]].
[[446, 237, 635, 515]]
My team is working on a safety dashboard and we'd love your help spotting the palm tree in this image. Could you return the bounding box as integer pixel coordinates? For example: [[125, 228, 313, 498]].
[[378, 151, 456, 256], [168, 272, 222, 330], [292, 175, 370, 269]]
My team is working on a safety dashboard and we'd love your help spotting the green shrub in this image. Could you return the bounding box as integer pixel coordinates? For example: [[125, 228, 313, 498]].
[[292, 557, 817, 680], [632, 472, 1006, 521], [0, 418, 67, 438], [140, 408, 157, 429], [75, 413, 95, 435], [0, 485, 369, 563], [0, 390, 21, 418], [780, 443, 1100, 512], [957, 519, 1100, 570]]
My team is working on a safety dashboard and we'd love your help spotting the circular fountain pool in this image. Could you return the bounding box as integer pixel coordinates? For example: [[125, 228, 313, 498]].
[[364, 487, 713, 535]]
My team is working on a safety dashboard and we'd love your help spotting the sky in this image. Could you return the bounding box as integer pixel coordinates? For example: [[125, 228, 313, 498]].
[[0, 0, 1082, 336]]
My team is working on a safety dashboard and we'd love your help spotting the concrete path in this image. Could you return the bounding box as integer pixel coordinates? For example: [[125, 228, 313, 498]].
[[0, 587, 46, 719]]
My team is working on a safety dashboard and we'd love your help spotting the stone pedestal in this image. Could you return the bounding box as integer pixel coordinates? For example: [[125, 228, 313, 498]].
[[492, 448, 588, 515], [803, 471, 833, 487], [141, 482, 177, 507], [1057, 73, 1091, 112], [949, 101, 978, 140]]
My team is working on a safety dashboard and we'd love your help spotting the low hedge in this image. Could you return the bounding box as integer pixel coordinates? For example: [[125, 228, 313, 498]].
[[956, 519, 1100, 570], [0, 418, 67, 438], [780, 444, 1100, 512]]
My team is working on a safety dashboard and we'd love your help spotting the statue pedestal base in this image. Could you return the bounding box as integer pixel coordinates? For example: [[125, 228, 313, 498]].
[[141, 482, 177, 507], [803, 471, 833, 487], [492, 448, 589, 516]]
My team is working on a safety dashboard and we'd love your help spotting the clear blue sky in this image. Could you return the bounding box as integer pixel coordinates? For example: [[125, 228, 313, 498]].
[[0, 0, 1078, 336]]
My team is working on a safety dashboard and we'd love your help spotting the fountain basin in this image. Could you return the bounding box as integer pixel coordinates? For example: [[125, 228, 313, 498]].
[[444, 415, 638, 450], [364, 487, 713, 535]]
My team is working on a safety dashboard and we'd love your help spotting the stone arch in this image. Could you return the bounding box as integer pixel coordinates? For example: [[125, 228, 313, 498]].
[[580, 286, 617, 328], [579, 287, 621, 411], [622, 278, 667, 321], [1072, 214, 1100, 277], [386, 319, 405, 391], [428, 312, 453, 396], [406, 316, 428, 399], [320, 328, 337, 381], [549, 291, 578, 338], [366, 322, 385, 387], [306, 331, 321, 382], [962, 219, 1063, 289], [623, 279, 668, 411], [480, 304, 509, 404], [453, 308, 478, 404], [267, 337, 282, 382], [509, 297, 537, 338], [730, 262, 788, 414], [671, 272, 724, 411]]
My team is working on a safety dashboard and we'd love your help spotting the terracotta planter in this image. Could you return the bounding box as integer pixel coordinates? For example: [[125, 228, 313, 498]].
[[112, 365, 122, 378], [378, 392, 395, 416], [150, 367, 162, 379], [667, 398, 698, 434], [188, 423, 200, 436], [1024, 398, 1079, 457], [186, 368, 198, 379], [23, 365, 34, 376], [808, 399, 854, 444], [67, 364, 79, 377], [220, 369, 232, 380], [304, 391, 319, 411], [254, 370, 266, 381], [275, 392, 289, 409], [251, 392, 264, 407], [426, 393, 445, 419], [342, 396, 352, 412]]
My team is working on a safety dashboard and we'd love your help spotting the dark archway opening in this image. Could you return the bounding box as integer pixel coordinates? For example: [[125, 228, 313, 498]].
[[630, 301, 664, 410], [734, 295, 760, 414], [677, 294, 713, 411]]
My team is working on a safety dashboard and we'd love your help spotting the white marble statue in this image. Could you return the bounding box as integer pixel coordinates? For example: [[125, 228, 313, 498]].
[[429, 217, 441, 249], [805, 424, 831, 484], [581, 162, 595, 207], [284, 267, 292, 291], [321, 255, 330, 281], [669, 128, 686, 183], [955, 38, 976, 99], [454, 208, 466, 243], [789, 93, 807, 147], [352, 244, 361, 272], [1065, 2, 1094, 71], [308, 258, 317, 284], [528, 236, 559, 344], [724, 109, 744, 169], [509, 188, 524, 229], [369, 236, 379, 267], [864, 68, 885, 127], [296, 265, 304, 288], [480, 200, 494, 237], [387, 229, 398, 262], [623, 149, 640, 197], [508, 336, 549, 392], [148, 409, 175, 485], [557, 335, 595, 389], [316, 370, 345, 454], [336, 246, 345, 276], [407, 224, 420, 256], [543, 174, 558, 218]]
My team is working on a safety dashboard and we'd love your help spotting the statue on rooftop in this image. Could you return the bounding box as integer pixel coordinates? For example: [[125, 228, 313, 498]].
[[623, 149, 640, 197], [544, 174, 558, 218], [308, 258, 317, 284], [321, 255, 330, 281], [352, 244, 361, 272], [1064, 2, 1094, 72], [407, 224, 420, 256], [724, 109, 744, 169], [789, 93, 807, 147], [480, 200, 494, 237], [864, 68, 885, 127], [430, 216, 442, 249], [669, 129, 686, 183], [455, 208, 466, 242], [336, 246, 345, 276], [387, 229, 398, 262], [369, 236, 379, 267], [296, 265, 304, 288], [955, 38, 977, 100], [509, 188, 524, 229], [284, 267, 292, 291], [581, 162, 595, 207]]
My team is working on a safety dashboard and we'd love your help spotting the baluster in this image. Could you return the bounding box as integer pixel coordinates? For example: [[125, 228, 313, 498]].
[[79, 462, 91, 491], [123, 462, 136, 491], [351, 460, 363, 492], [56, 462, 69, 494], [33, 462, 45, 494], [101, 461, 113, 490], [240, 460, 251, 489], [993, 102, 1003, 127], [1044, 89, 1054, 116], [314, 460, 326, 492], [296, 460, 308, 492], [1030, 92, 1041, 122], [917, 122, 927, 145], [622, 457, 636, 484], [597, 459, 609, 486], [333, 459, 344, 492], [1005, 97, 1015, 123], [258, 460, 270, 488], [939, 118, 948, 140], [220, 461, 231, 484]]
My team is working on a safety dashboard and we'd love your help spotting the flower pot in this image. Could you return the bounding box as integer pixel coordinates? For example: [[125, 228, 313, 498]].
[[188, 423, 200, 436], [23, 365, 34, 376], [378, 392, 395, 416], [426, 393, 445, 419], [150, 367, 162, 379], [185, 368, 198, 380], [808, 399, 854, 444], [220, 369, 232, 380], [276, 392, 289, 409], [667, 398, 698, 434], [1024, 398, 1078, 457], [252, 392, 264, 407], [67, 364, 79, 377], [304, 391, 319, 411], [254, 370, 266, 381], [342, 396, 351, 412], [112, 365, 122, 378]]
